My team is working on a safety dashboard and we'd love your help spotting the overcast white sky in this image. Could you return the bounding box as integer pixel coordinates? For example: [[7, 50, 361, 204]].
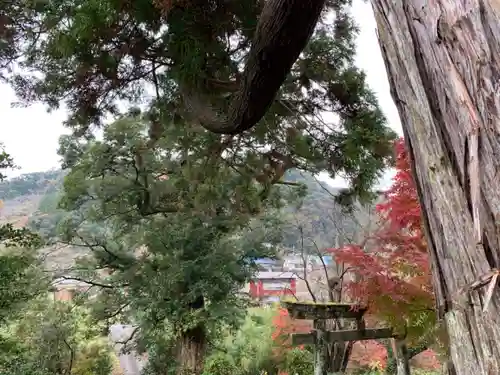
[[0, 0, 402, 185]]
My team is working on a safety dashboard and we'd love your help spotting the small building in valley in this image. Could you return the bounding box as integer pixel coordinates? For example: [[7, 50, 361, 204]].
[[249, 271, 297, 304], [50, 277, 91, 301]]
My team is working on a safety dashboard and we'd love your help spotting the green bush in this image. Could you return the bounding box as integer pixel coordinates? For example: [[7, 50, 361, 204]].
[[0, 298, 113, 375], [203, 354, 238, 375], [205, 307, 280, 375], [283, 348, 313, 375], [204, 307, 316, 375]]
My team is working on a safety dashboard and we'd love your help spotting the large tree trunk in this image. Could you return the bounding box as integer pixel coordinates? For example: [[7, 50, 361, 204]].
[[370, 0, 500, 374], [176, 324, 207, 375], [175, 294, 207, 375]]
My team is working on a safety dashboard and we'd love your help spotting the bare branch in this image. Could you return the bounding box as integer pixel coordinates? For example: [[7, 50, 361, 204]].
[[107, 302, 131, 319], [117, 326, 140, 348], [275, 181, 301, 186], [298, 225, 317, 302], [63, 339, 74, 375]]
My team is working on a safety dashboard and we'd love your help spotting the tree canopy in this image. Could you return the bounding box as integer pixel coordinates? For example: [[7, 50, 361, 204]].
[[1, 0, 396, 204], [55, 115, 296, 374], [0, 298, 114, 375], [1, 2, 401, 374]]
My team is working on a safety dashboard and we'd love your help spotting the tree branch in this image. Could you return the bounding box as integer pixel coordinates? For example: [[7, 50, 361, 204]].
[[63, 339, 74, 375], [298, 225, 317, 302], [181, 0, 327, 134], [107, 302, 131, 319], [116, 326, 140, 349], [56, 275, 128, 289]]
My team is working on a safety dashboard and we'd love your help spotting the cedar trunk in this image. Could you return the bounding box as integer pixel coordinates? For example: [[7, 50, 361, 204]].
[[370, 0, 500, 374], [176, 295, 207, 375], [176, 325, 207, 375]]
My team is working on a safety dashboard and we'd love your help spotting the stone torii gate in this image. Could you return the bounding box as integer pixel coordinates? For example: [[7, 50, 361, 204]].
[[282, 301, 410, 375]]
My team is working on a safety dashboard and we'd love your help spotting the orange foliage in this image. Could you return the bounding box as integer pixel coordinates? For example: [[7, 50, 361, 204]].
[[271, 307, 310, 357], [349, 340, 387, 370], [411, 349, 441, 370]]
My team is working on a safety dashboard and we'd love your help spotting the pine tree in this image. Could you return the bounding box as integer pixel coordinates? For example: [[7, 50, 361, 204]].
[[0, 0, 396, 204]]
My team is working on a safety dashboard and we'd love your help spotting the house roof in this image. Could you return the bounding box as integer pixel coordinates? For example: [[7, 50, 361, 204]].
[[52, 277, 91, 288], [255, 258, 278, 264], [255, 271, 297, 279]]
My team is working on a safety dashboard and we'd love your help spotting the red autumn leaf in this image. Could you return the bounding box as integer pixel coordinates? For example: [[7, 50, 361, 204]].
[[329, 138, 435, 339], [270, 139, 439, 370]]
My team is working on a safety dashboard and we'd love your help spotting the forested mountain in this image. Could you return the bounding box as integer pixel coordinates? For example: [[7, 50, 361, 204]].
[[0, 168, 376, 264], [281, 170, 378, 253], [0, 170, 65, 229], [0, 169, 86, 270], [0, 170, 63, 219], [0, 170, 63, 201]]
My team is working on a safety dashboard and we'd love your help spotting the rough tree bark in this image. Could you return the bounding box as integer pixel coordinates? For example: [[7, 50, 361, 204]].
[[176, 325, 207, 375], [174, 293, 207, 375], [181, 0, 326, 134], [370, 1, 500, 374]]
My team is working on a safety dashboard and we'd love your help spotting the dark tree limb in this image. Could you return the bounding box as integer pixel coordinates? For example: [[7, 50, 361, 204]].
[[63, 339, 74, 375], [182, 0, 327, 135], [56, 275, 128, 289], [116, 326, 140, 354]]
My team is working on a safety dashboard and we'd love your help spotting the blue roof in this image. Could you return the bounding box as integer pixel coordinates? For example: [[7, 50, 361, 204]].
[[321, 256, 333, 265], [255, 258, 277, 264]]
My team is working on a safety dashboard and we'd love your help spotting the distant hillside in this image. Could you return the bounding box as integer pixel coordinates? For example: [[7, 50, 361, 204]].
[[0, 170, 65, 227], [0, 168, 378, 269], [0, 169, 83, 270], [280, 170, 378, 254], [0, 170, 63, 201]]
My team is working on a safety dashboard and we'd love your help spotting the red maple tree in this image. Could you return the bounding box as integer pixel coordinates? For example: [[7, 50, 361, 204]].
[[270, 139, 440, 370], [331, 138, 439, 369], [331, 138, 435, 335]]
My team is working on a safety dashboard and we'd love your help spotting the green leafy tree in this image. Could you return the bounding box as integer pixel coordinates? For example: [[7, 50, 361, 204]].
[[203, 308, 314, 375], [0, 248, 44, 324], [0, 223, 42, 249], [0, 144, 15, 182], [2, 0, 395, 204], [28, 191, 68, 240], [56, 116, 292, 375], [283, 348, 314, 375], [202, 308, 279, 375], [2, 0, 379, 138], [0, 298, 113, 375], [0, 148, 46, 323]]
